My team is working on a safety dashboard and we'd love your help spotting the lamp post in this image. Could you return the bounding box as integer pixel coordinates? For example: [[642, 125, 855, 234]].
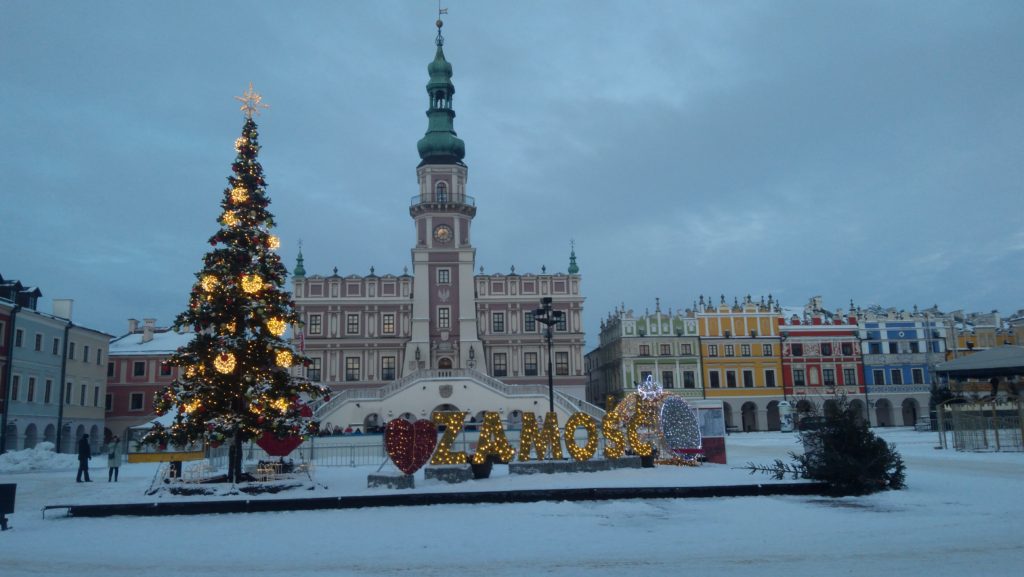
[[534, 297, 564, 414]]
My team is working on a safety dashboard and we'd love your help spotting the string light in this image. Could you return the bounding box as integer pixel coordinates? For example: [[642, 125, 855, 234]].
[[267, 235, 280, 250], [430, 411, 468, 465], [385, 418, 437, 475], [626, 401, 656, 457], [563, 412, 599, 462], [660, 396, 703, 462], [222, 210, 239, 227], [602, 410, 626, 459], [231, 186, 249, 203], [183, 400, 201, 414], [200, 275, 218, 292], [241, 274, 263, 293], [271, 398, 290, 412], [517, 412, 563, 461], [471, 411, 515, 464], [213, 352, 236, 374], [234, 136, 247, 151], [266, 317, 287, 336], [275, 349, 293, 367]]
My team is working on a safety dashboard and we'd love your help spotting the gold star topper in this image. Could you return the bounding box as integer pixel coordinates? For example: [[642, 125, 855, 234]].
[[235, 82, 269, 119]]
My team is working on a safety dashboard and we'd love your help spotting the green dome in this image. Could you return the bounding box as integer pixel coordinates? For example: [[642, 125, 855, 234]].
[[417, 29, 465, 165]]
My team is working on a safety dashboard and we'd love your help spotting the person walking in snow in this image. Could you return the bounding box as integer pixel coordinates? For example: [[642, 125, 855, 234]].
[[107, 435, 124, 482], [76, 434, 92, 482]]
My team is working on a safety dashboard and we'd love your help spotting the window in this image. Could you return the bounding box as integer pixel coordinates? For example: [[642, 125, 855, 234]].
[[93, 386, 100, 407], [791, 343, 803, 356], [438, 307, 450, 329], [437, 268, 450, 284], [10, 376, 19, 400], [44, 379, 53, 403], [555, 352, 569, 376], [912, 368, 924, 384], [129, 392, 144, 411], [308, 314, 322, 335], [743, 370, 754, 388], [910, 341, 920, 353], [890, 369, 903, 385], [888, 342, 899, 354], [873, 369, 885, 384], [15, 329, 23, 347], [65, 382, 72, 404], [492, 312, 505, 333], [435, 181, 448, 202], [869, 342, 881, 354], [133, 361, 145, 377], [793, 369, 806, 387], [96, 348, 102, 365], [640, 371, 653, 382], [68, 342, 75, 360], [307, 358, 322, 381], [382, 314, 395, 335], [52, 337, 60, 355], [381, 356, 396, 380], [726, 370, 737, 388], [105, 393, 113, 412], [741, 344, 751, 357], [27, 377, 36, 402], [823, 369, 836, 387], [725, 345, 735, 357], [524, 352, 538, 376], [83, 345, 90, 363], [160, 363, 172, 377], [555, 313, 567, 332], [523, 311, 536, 333], [660, 344, 672, 356], [762, 344, 773, 356], [639, 344, 650, 356], [493, 353, 508, 377], [345, 357, 360, 381], [34, 333, 42, 351], [683, 371, 696, 389], [346, 314, 359, 335], [932, 341, 942, 354], [662, 371, 674, 388], [709, 371, 720, 388], [107, 362, 115, 377], [79, 384, 87, 406], [841, 342, 853, 356], [843, 368, 856, 385], [765, 370, 776, 388], [821, 343, 832, 356], [708, 344, 718, 357], [681, 343, 692, 355]]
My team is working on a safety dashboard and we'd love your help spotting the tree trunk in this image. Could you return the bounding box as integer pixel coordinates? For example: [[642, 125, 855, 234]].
[[227, 434, 244, 483]]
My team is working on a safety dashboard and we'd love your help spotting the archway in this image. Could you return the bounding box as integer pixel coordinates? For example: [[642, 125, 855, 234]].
[[438, 358, 453, 370], [823, 399, 839, 417], [432, 403, 460, 414], [741, 402, 758, 432], [363, 413, 381, 433], [399, 412, 416, 422], [90, 425, 101, 451], [24, 423, 38, 449], [722, 402, 734, 431], [507, 410, 523, 430], [766, 401, 781, 431], [848, 399, 866, 425], [901, 398, 919, 426], [44, 424, 56, 445], [4, 423, 18, 451], [874, 398, 893, 427]]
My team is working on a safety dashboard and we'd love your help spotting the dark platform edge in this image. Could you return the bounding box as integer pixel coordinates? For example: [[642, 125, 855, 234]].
[[46, 482, 828, 518]]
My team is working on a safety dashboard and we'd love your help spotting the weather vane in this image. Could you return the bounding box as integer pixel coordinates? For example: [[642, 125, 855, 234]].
[[235, 82, 269, 119]]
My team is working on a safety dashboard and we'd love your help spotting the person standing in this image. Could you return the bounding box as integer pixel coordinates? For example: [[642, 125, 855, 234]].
[[107, 436, 123, 482], [76, 434, 92, 482]]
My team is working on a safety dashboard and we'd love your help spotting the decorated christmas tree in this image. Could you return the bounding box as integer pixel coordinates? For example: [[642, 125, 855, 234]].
[[142, 84, 329, 482]]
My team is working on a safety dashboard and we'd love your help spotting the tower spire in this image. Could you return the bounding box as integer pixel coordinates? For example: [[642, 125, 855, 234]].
[[417, 12, 465, 166], [568, 240, 580, 274]]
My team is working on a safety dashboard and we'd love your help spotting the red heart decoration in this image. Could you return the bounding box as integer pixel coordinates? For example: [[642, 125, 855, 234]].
[[256, 432, 303, 457], [385, 419, 437, 475]]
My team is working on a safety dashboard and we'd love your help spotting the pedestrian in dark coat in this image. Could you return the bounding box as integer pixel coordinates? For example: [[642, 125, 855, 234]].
[[76, 434, 92, 482]]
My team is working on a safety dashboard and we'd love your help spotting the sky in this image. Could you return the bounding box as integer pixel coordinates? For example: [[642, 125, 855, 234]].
[[2, 1, 1022, 346]]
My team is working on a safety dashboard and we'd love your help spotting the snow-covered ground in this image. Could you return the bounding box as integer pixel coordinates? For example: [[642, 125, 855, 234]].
[[1, 428, 1021, 576]]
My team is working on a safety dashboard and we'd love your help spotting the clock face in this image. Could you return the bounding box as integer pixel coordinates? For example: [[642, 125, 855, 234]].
[[433, 224, 452, 243]]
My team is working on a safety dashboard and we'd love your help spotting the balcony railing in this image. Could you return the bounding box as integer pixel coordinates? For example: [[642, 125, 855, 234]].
[[409, 193, 476, 207]]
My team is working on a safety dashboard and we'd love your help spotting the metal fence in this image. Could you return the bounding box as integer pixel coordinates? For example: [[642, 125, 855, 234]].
[[938, 401, 1024, 452]]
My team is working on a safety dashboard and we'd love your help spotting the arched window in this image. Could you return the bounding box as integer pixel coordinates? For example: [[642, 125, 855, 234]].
[[435, 181, 448, 202]]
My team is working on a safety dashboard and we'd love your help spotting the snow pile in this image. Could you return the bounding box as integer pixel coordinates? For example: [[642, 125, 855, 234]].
[[0, 442, 79, 473]]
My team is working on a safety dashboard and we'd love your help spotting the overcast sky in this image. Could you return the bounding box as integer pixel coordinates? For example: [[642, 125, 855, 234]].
[[2, 1, 1022, 346]]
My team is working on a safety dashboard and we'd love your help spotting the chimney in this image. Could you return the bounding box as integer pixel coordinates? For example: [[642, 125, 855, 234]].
[[142, 318, 156, 343], [53, 299, 74, 320], [128, 318, 139, 333]]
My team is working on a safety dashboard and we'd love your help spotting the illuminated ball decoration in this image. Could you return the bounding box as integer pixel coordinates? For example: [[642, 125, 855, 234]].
[[563, 412, 599, 462], [231, 186, 249, 203], [183, 400, 201, 414], [471, 411, 515, 464], [275, 349, 294, 367], [660, 396, 703, 462], [234, 136, 247, 151], [184, 365, 198, 378], [200, 275, 219, 292], [517, 412, 564, 461], [267, 235, 281, 250], [241, 274, 264, 293], [222, 210, 240, 227], [430, 411, 468, 465], [266, 317, 287, 336], [271, 397, 290, 412], [213, 352, 237, 374]]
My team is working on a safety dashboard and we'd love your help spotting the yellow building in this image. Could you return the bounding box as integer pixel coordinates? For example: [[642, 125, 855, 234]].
[[697, 295, 783, 431]]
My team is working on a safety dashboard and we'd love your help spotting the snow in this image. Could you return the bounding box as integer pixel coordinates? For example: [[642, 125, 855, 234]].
[[1, 428, 1022, 576]]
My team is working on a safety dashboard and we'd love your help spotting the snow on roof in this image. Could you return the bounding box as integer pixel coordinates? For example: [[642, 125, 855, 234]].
[[109, 329, 195, 355]]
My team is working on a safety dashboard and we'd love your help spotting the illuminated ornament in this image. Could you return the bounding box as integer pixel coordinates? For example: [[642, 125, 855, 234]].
[[266, 317, 287, 336], [563, 412, 599, 462], [517, 412, 563, 461], [267, 235, 280, 250], [637, 374, 663, 400], [472, 411, 515, 464], [234, 136, 247, 151], [271, 398, 290, 412], [224, 321, 236, 334], [385, 418, 438, 475], [235, 82, 269, 119], [660, 396, 703, 461], [183, 400, 201, 414], [231, 186, 249, 203], [626, 403, 656, 457], [214, 352, 237, 374], [223, 210, 240, 227], [430, 411, 468, 465], [275, 349, 293, 367], [241, 274, 263, 293], [200, 275, 218, 292]]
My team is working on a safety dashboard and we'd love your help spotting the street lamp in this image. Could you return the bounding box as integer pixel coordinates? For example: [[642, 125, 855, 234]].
[[534, 297, 564, 414]]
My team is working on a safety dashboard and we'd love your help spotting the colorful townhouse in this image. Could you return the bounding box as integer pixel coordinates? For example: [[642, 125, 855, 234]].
[[696, 295, 783, 431], [584, 299, 702, 409]]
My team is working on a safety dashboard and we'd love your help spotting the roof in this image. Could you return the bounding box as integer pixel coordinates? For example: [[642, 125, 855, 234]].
[[934, 346, 1024, 377], [109, 329, 195, 356]]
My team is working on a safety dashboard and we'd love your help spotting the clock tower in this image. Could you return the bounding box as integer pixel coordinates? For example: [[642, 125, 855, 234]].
[[406, 18, 482, 374]]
